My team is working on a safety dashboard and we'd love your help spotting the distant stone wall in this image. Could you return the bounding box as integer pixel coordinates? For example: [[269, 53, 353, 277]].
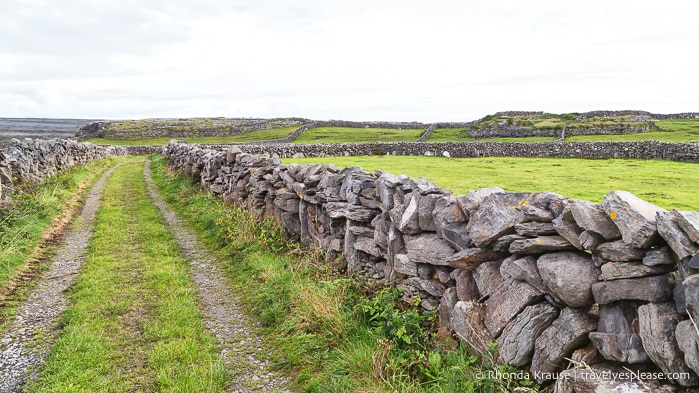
[[0, 138, 128, 200], [165, 140, 699, 391], [468, 124, 652, 139], [198, 140, 699, 163]]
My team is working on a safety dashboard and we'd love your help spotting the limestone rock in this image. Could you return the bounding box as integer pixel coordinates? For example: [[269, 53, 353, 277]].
[[500, 255, 548, 293], [467, 195, 522, 248], [454, 269, 479, 301], [459, 187, 504, 217], [638, 302, 699, 387], [657, 210, 699, 259], [509, 236, 576, 254], [438, 287, 458, 331], [552, 206, 584, 250], [643, 246, 676, 267], [676, 320, 699, 377], [537, 252, 599, 307], [417, 194, 440, 231], [394, 253, 417, 276], [404, 233, 455, 266], [674, 209, 699, 243], [684, 274, 699, 316], [591, 274, 673, 304], [446, 248, 507, 270], [484, 279, 543, 338], [602, 190, 666, 248], [397, 193, 421, 234], [450, 300, 492, 355], [599, 262, 674, 281], [432, 196, 468, 238], [570, 200, 621, 240], [589, 302, 648, 364], [531, 307, 598, 383], [497, 302, 558, 366], [514, 222, 557, 236], [554, 363, 677, 393], [491, 234, 526, 252], [473, 261, 504, 298], [595, 240, 646, 262], [438, 222, 472, 251]]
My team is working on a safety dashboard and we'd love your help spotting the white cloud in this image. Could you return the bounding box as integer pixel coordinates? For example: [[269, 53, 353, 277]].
[[0, 0, 698, 120]]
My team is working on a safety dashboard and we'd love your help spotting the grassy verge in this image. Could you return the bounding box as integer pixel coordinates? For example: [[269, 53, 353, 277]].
[[428, 128, 474, 142], [293, 127, 425, 144], [85, 125, 299, 146], [284, 155, 699, 211], [26, 158, 228, 392], [0, 156, 129, 315], [149, 155, 539, 393]]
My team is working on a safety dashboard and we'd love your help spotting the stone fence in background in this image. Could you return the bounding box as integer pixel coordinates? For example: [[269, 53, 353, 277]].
[[165, 140, 699, 392], [200, 140, 699, 163], [0, 138, 128, 200]]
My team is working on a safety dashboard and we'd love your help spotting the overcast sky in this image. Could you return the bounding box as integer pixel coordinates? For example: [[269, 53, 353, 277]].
[[1, 0, 698, 122]]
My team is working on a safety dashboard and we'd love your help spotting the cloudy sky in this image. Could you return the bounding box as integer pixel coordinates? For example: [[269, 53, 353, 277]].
[[1, 0, 697, 122]]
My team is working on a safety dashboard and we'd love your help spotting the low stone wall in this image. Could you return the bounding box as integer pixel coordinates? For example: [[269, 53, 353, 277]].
[[198, 140, 699, 163], [165, 140, 699, 391], [469, 124, 652, 139], [0, 138, 128, 200]]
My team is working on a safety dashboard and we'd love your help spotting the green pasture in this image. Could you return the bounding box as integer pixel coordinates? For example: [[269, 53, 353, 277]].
[[293, 127, 425, 144]]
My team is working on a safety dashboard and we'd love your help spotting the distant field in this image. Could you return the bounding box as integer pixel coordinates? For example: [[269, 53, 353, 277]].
[[428, 119, 699, 143], [86, 125, 299, 145], [285, 155, 699, 211], [293, 126, 425, 144]]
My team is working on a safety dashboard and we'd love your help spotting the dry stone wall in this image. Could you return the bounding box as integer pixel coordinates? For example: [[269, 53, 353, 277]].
[[201, 140, 699, 163], [165, 140, 699, 391], [0, 138, 127, 200]]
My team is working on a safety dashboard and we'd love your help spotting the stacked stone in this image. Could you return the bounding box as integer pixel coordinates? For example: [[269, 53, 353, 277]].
[[165, 140, 699, 391], [0, 138, 127, 200]]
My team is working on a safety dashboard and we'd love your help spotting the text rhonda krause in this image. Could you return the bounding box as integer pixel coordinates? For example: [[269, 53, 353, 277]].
[[475, 370, 692, 382]]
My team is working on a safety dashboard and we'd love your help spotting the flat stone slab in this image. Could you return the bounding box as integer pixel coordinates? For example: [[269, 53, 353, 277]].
[[677, 319, 699, 377], [508, 236, 576, 254], [447, 248, 507, 270], [638, 302, 699, 387], [537, 252, 599, 307], [592, 274, 673, 304], [496, 302, 558, 366], [484, 279, 543, 338], [404, 233, 455, 266], [657, 210, 699, 259], [595, 240, 646, 262], [589, 302, 648, 364], [602, 190, 666, 248], [555, 363, 678, 393], [599, 262, 674, 281], [570, 200, 621, 240], [674, 209, 699, 243], [500, 255, 548, 293], [450, 300, 492, 355], [531, 307, 598, 383]]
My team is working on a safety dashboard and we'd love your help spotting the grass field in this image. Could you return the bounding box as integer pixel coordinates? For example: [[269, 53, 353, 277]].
[[293, 127, 425, 144], [85, 125, 299, 145], [285, 155, 699, 211]]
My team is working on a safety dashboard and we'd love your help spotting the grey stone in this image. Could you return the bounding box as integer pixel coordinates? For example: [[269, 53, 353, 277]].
[[578, 231, 603, 251], [404, 233, 455, 266], [514, 222, 557, 236], [455, 269, 479, 301], [638, 302, 699, 387], [406, 277, 445, 297], [675, 281, 687, 315], [450, 300, 492, 355], [446, 248, 507, 270], [417, 264, 434, 279], [345, 204, 380, 222], [394, 253, 417, 276], [595, 240, 646, 262], [657, 211, 699, 259], [418, 194, 440, 231], [467, 195, 522, 248], [552, 206, 584, 250], [432, 196, 468, 239], [690, 253, 699, 270], [589, 302, 648, 364], [496, 302, 558, 366], [643, 247, 676, 267], [674, 209, 699, 244], [592, 274, 673, 304], [602, 190, 666, 248], [397, 192, 421, 234], [435, 266, 453, 284], [555, 363, 677, 393], [676, 320, 699, 377], [509, 236, 576, 254], [531, 307, 598, 383], [599, 262, 674, 281], [354, 236, 382, 258], [570, 200, 621, 240], [491, 234, 526, 252], [484, 279, 543, 338], [438, 222, 472, 251], [500, 255, 548, 293], [473, 261, 504, 297], [459, 187, 504, 217], [438, 287, 458, 331], [537, 252, 599, 307], [684, 274, 699, 316], [517, 204, 554, 222]]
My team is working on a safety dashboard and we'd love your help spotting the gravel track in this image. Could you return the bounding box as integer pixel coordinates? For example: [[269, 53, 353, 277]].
[[143, 159, 292, 393], [0, 162, 125, 393]]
